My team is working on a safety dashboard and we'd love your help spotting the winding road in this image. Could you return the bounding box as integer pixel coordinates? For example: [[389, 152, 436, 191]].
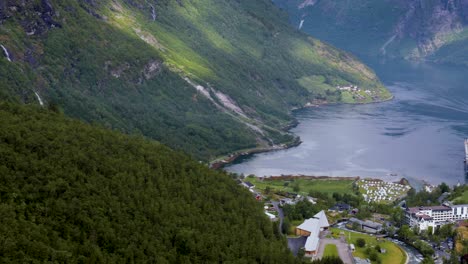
[[272, 201, 284, 235]]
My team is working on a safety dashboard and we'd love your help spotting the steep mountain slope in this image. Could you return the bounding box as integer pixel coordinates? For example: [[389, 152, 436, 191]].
[[0, 0, 389, 160], [275, 0, 468, 65], [0, 102, 298, 263]]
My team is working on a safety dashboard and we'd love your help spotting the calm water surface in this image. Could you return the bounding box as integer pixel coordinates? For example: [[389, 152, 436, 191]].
[[226, 61, 468, 185]]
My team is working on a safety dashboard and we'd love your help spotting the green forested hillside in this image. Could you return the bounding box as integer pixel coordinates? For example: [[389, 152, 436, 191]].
[[0, 102, 297, 263], [0, 0, 389, 160]]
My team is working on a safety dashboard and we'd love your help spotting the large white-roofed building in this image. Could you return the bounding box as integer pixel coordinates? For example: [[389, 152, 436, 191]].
[[295, 210, 330, 255]]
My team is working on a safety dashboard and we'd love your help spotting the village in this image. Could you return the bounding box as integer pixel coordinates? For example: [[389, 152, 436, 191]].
[[238, 175, 468, 264], [336, 85, 378, 101]]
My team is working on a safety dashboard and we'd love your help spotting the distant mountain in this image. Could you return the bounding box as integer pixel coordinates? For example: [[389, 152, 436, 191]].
[[275, 0, 468, 66], [0, 0, 389, 161], [0, 102, 299, 263]]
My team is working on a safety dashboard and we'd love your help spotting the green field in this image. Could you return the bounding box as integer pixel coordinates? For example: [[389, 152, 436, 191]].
[[246, 177, 356, 196], [453, 190, 468, 204], [330, 228, 406, 264], [323, 244, 339, 257]]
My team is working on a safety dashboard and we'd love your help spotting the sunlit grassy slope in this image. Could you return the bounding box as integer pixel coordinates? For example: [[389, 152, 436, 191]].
[[0, 0, 390, 160]]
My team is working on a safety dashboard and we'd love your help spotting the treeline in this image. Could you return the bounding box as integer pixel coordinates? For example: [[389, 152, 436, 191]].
[[0, 103, 298, 263], [404, 182, 450, 207]]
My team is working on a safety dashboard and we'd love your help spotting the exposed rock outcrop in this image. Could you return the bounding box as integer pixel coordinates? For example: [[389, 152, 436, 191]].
[[0, 0, 61, 35], [143, 60, 162, 80], [286, 0, 468, 60]]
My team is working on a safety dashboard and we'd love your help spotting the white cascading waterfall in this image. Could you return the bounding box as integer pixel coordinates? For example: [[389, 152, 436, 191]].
[[1, 44, 12, 62], [150, 4, 156, 21], [380, 34, 397, 55], [34, 92, 45, 106], [299, 19, 305, 30]]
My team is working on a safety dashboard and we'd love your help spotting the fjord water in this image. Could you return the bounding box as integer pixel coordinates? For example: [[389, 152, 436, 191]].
[[226, 60, 468, 185]]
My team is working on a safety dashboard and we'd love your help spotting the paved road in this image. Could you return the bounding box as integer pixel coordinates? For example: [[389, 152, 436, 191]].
[[288, 236, 307, 256], [315, 238, 354, 264], [272, 201, 284, 234]]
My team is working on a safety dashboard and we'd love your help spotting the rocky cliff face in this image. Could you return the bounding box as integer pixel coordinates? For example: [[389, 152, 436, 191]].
[[278, 0, 468, 62], [392, 0, 468, 59], [0, 0, 61, 35]]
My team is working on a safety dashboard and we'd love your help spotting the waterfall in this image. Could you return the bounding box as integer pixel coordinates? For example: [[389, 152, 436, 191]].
[[299, 19, 305, 30], [149, 4, 156, 21], [380, 34, 397, 55], [1, 45, 12, 62], [34, 92, 44, 106]]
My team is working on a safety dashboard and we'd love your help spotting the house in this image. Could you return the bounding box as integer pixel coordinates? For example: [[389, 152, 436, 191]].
[[242, 181, 255, 189], [295, 210, 330, 256], [437, 192, 450, 203], [348, 218, 383, 234], [265, 211, 276, 221], [329, 203, 351, 212], [255, 193, 262, 201], [306, 196, 317, 204], [280, 198, 296, 206]]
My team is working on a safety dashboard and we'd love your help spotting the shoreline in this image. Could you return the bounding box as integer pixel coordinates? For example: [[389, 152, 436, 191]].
[[209, 137, 302, 169], [210, 95, 393, 170], [259, 175, 360, 181], [254, 174, 411, 187]]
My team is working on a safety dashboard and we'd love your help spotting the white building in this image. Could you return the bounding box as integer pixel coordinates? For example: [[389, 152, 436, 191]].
[[405, 204, 468, 231], [264, 211, 276, 220], [452, 204, 468, 220]]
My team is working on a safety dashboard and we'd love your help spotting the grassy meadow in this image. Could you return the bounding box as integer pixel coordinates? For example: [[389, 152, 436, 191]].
[[330, 228, 406, 264], [246, 176, 356, 196]]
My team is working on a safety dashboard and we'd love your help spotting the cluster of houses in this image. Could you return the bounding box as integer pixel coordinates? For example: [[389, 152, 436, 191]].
[[336, 85, 361, 92], [336, 85, 375, 97], [358, 180, 410, 203], [280, 195, 317, 206], [404, 203, 468, 232], [239, 180, 280, 221], [295, 211, 330, 256], [239, 180, 263, 201]]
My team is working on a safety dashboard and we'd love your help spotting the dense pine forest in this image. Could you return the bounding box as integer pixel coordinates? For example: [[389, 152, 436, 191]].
[[0, 103, 298, 263]]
